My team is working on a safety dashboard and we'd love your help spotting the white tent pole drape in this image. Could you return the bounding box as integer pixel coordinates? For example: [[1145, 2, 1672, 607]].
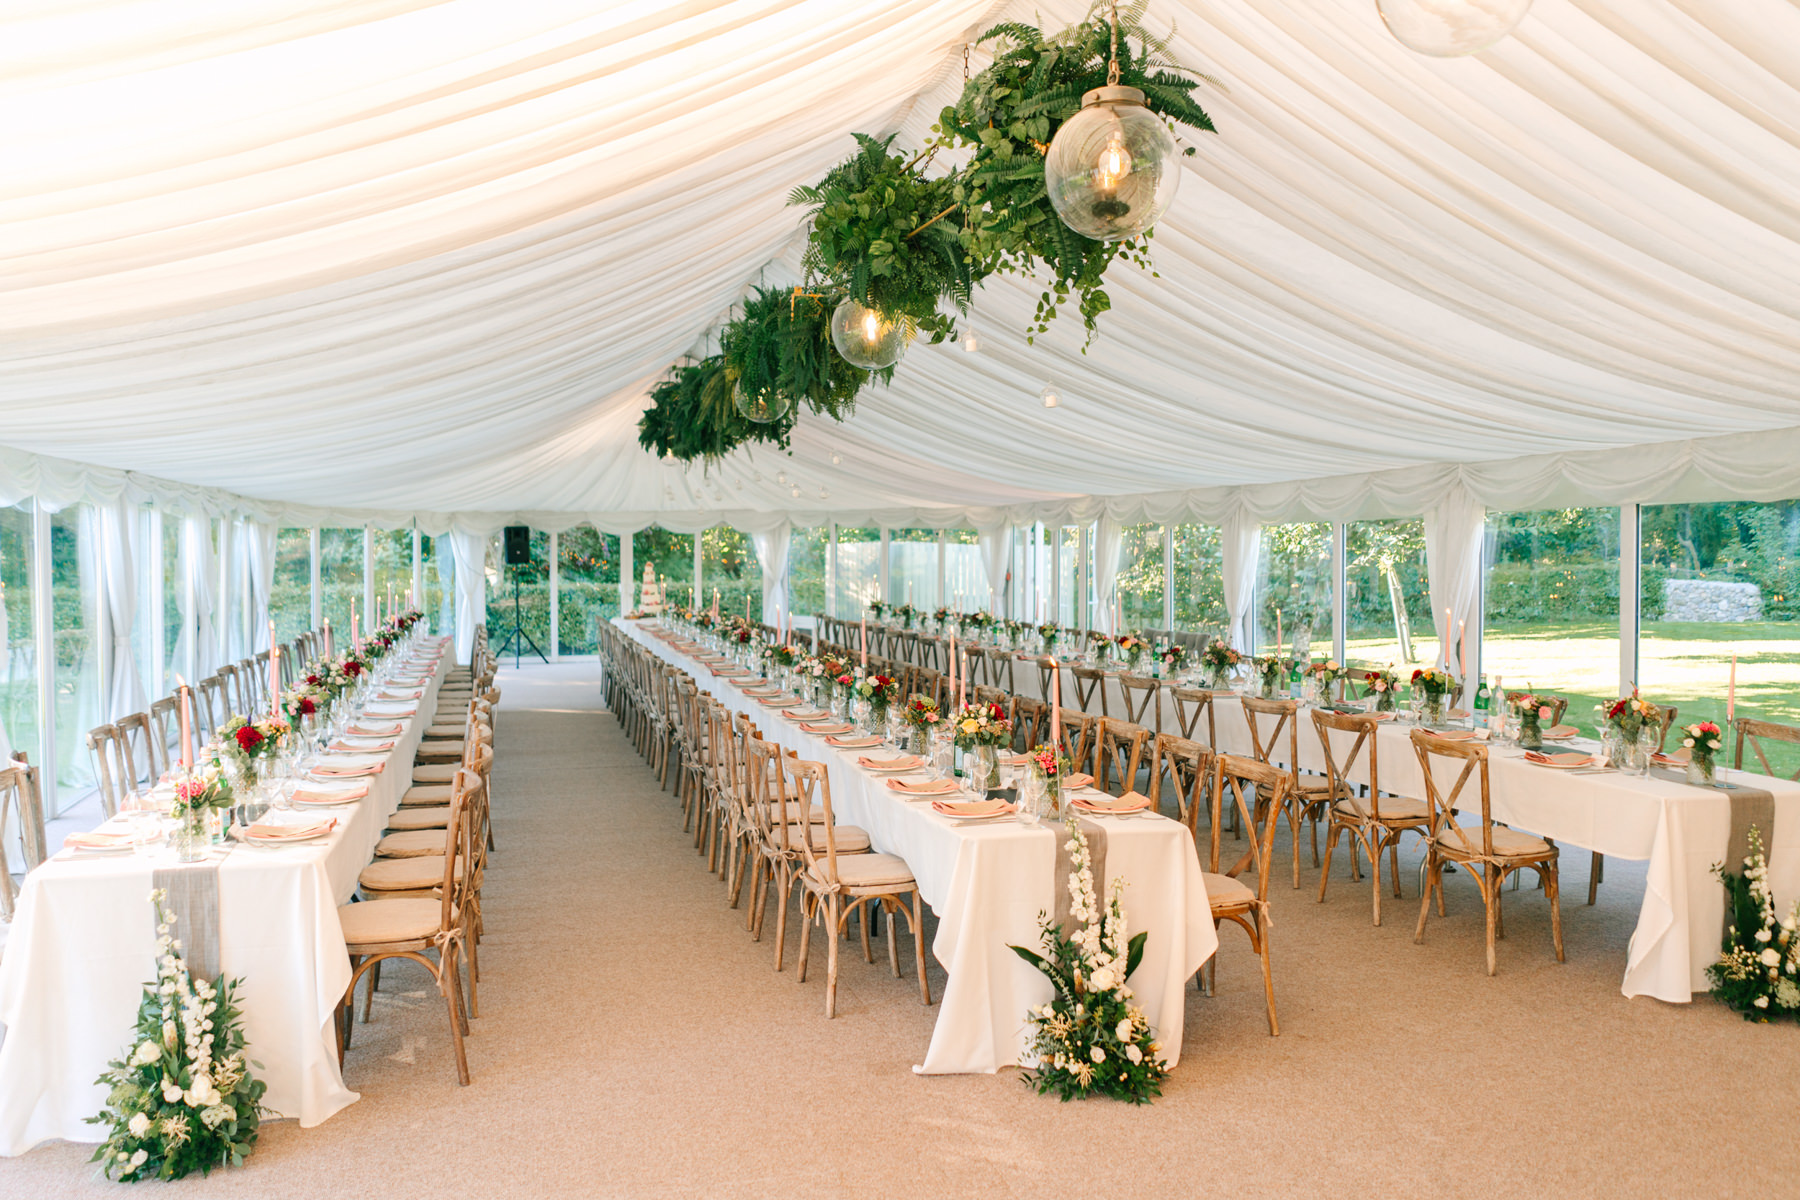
[[1424, 483, 1488, 703], [98, 497, 145, 721], [246, 520, 277, 651], [1093, 518, 1122, 636], [1222, 508, 1261, 653], [214, 518, 237, 669], [976, 525, 1011, 616], [618, 532, 634, 617], [176, 514, 219, 682], [751, 524, 791, 632], [448, 530, 487, 665]]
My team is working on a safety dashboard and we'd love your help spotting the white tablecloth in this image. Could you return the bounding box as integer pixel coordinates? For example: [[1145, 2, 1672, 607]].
[[619, 620, 1217, 1074], [983, 644, 1800, 1004], [0, 639, 449, 1155]]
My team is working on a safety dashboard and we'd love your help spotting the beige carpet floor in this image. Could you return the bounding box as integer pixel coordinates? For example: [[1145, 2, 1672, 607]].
[[12, 661, 1798, 1198]]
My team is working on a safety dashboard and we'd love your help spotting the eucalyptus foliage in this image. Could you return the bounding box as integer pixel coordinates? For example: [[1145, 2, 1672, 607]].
[[637, 3, 1215, 463]]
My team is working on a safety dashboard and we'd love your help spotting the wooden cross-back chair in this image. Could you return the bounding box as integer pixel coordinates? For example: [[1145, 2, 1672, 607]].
[[1734, 716, 1800, 780], [915, 635, 943, 673], [1238, 696, 1334, 888], [1203, 753, 1286, 1036], [0, 759, 47, 921], [114, 711, 165, 783], [1034, 656, 1060, 704], [1169, 686, 1218, 748], [1147, 733, 1212, 836], [195, 675, 229, 739], [907, 666, 945, 711], [1410, 730, 1564, 976], [1070, 665, 1107, 715], [1059, 711, 1103, 780], [785, 757, 930, 1019], [85, 723, 143, 819], [1312, 710, 1430, 927], [1012, 696, 1049, 753], [235, 657, 262, 715], [1095, 718, 1149, 797], [218, 663, 247, 721], [1117, 674, 1161, 730]]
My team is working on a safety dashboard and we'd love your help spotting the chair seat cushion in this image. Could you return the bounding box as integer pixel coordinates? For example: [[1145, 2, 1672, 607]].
[[424, 724, 466, 738], [1203, 871, 1256, 912], [770, 800, 826, 824], [809, 850, 913, 889], [376, 829, 452, 858], [1435, 822, 1554, 860], [777, 822, 870, 854], [1334, 795, 1430, 822], [413, 762, 459, 784], [401, 783, 454, 806], [360, 855, 461, 892], [416, 741, 465, 762], [386, 806, 450, 831], [338, 898, 442, 946]]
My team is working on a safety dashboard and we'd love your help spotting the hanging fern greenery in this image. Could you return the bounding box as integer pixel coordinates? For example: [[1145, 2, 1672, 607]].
[[637, 3, 1215, 464]]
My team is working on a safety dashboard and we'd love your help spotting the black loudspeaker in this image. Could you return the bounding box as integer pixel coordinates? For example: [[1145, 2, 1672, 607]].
[[503, 525, 532, 566]]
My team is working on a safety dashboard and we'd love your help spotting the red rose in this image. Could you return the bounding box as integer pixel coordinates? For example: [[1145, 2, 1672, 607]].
[[298, 697, 316, 715], [306, 674, 320, 686], [1411, 669, 1423, 681], [234, 726, 264, 752]]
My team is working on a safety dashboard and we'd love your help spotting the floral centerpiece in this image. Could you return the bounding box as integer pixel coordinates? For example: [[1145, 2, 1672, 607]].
[[896, 603, 918, 629], [1002, 618, 1028, 648], [216, 716, 288, 787], [1680, 720, 1725, 786], [867, 600, 888, 620], [87, 890, 267, 1180], [932, 606, 952, 629], [726, 621, 755, 647], [963, 610, 994, 634], [1363, 666, 1400, 712], [762, 643, 798, 671], [1027, 742, 1071, 819], [900, 694, 942, 754], [1114, 634, 1147, 672], [1411, 668, 1458, 727], [1200, 641, 1241, 689], [1010, 819, 1166, 1103], [1037, 623, 1060, 651], [1087, 631, 1112, 664], [170, 767, 232, 858], [853, 672, 900, 724], [1597, 691, 1661, 772], [1508, 692, 1553, 749], [951, 700, 1013, 789], [1708, 827, 1800, 1020], [1310, 659, 1345, 704], [1155, 641, 1187, 675], [1252, 654, 1286, 699]]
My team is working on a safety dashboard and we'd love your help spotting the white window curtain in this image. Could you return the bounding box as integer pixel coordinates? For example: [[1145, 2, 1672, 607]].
[[175, 514, 219, 682], [976, 525, 1012, 616], [448, 529, 488, 665], [97, 498, 145, 720], [1092, 517, 1122, 636], [1222, 507, 1261, 653], [1424, 483, 1488, 699], [751, 523, 791, 631], [245, 520, 277, 651]]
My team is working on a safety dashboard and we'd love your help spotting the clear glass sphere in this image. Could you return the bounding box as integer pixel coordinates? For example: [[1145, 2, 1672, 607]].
[[1377, 0, 1532, 57], [732, 379, 792, 425], [1044, 87, 1180, 243], [829, 298, 911, 369]]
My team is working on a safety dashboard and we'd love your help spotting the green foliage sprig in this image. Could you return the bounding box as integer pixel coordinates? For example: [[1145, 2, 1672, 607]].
[[637, 4, 1215, 463]]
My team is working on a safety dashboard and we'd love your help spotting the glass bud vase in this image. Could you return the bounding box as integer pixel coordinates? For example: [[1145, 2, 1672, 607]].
[[1686, 755, 1717, 787], [1423, 694, 1447, 730], [964, 743, 1001, 792], [171, 807, 210, 862], [1516, 711, 1542, 749]]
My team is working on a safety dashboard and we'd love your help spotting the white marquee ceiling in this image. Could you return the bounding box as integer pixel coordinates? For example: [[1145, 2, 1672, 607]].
[[2, 0, 1799, 529]]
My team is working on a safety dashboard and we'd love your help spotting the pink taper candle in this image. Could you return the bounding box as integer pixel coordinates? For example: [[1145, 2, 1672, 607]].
[[1051, 662, 1063, 750], [948, 632, 957, 705], [1458, 619, 1468, 682], [860, 617, 867, 669], [178, 682, 193, 770]]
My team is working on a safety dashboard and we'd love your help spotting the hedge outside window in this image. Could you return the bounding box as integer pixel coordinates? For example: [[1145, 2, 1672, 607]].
[[318, 527, 362, 635], [1256, 522, 1332, 659], [271, 528, 310, 646], [486, 528, 548, 655], [559, 526, 620, 655], [1170, 523, 1226, 633], [1118, 523, 1163, 632], [0, 503, 38, 782], [701, 526, 759, 624], [788, 527, 827, 619]]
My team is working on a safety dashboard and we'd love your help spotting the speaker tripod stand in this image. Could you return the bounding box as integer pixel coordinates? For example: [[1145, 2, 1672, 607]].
[[495, 566, 548, 667]]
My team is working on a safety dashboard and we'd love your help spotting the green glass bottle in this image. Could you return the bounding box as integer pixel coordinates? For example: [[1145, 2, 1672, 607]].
[[1474, 673, 1492, 714]]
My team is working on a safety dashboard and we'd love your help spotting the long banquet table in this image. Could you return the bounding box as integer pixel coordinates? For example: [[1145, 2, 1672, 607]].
[[618, 618, 1217, 1075], [975, 645, 1800, 1003], [0, 639, 448, 1156]]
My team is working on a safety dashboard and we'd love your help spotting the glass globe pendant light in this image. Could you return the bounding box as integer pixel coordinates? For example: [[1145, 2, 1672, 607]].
[[732, 378, 793, 425], [1377, 0, 1532, 57], [830, 297, 912, 370], [1043, 2, 1180, 243]]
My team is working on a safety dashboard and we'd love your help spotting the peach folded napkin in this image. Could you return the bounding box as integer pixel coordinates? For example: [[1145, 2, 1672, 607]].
[[389, 676, 428, 688], [65, 830, 133, 851], [1542, 724, 1580, 740], [292, 784, 369, 804], [825, 734, 883, 748], [888, 778, 960, 795], [331, 738, 396, 753], [313, 758, 385, 777], [713, 667, 749, 677], [858, 754, 925, 771], [1063, 773, 1094, 789], [1652, 748, 1690, 765], [783, 709, 832, 721], [348, 721, 405, 737], [1072, 790, 1152, 814], [1523, 750, 1596, 767], [246, 818, 337, 842], [757, 697, 801, 708], [1424, 729, 1482, 742], [742, 687, 780, 697], [931, 798, 1016, 818], [799, 722, 854, 735], [379, 688, 424, 701]]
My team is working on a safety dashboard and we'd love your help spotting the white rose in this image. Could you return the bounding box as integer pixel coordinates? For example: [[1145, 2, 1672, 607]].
[[161, 1079, 183, 1103], [131, 1040, 160, 1066], [1682, 738, 1694, 748], [1757, 929, 1773, 942], [1115, 1018, 1134, 1043], [1754, 995, 1770, 1008], [1090, 1046, 1106, 1063], [1761, 948, 1782, 967], [127, 1112, 151, 1137], [129, 1149, 148, 1169], [1125, 1044, 1143, 1065]]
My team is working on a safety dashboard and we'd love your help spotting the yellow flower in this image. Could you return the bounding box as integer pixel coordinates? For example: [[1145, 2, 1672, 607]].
[[960, 719, 979, 735]]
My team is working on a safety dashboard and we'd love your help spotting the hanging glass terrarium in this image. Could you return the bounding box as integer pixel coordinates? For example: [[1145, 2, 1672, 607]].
[[732, 379, 793, 425], [829, 297, 912, 370]]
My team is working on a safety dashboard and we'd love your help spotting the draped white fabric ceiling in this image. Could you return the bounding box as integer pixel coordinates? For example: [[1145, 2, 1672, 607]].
[[2, 0, 1799, 533]]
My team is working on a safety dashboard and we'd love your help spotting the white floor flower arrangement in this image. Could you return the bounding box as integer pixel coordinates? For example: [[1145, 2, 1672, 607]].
[[1010, 818, 1169, 1103], [87, 889, 267, 1181], [1707, 827, 1800, 1021]]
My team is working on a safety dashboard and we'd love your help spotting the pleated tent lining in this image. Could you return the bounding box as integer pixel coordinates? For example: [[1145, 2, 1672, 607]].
[[0, 0, 1796, 533]]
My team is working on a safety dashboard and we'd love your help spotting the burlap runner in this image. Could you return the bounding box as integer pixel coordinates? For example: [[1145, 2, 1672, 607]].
[[153, 849, 229, 981], [1052, 816, 1109, 936], [1652, 765, 1776, 874]]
